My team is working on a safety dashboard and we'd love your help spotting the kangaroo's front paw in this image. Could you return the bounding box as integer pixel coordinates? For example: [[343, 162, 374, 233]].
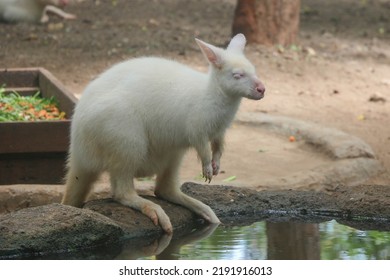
[[202, 164, 213, 183], [211, 159, 220, 175]]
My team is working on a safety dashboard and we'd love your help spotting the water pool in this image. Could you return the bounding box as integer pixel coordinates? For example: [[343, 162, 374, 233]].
[[116, 219, 390, 260]]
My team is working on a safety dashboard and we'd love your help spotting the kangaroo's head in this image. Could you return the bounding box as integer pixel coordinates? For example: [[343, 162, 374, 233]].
[[196, 33, 265, 100]]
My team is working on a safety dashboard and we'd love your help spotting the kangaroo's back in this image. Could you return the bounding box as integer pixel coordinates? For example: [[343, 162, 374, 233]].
[[73, 57, 210, 151]]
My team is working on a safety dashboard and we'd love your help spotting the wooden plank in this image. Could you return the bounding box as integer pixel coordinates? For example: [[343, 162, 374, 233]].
[[0, 153, 67, 184], [3, 87, 40, 96], [39, 68, 77, 117], [0, 68, 40, 88], [0, 121, 71, 154]]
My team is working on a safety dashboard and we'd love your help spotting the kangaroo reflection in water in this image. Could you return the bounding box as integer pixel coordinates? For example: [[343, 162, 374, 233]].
[[115, 223, 219, 260]]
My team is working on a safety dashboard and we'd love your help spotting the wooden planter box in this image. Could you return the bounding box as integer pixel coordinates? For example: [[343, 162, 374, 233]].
[[0, 68, 77, 184]]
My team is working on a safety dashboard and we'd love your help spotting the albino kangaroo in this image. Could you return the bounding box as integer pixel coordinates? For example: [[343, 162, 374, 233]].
[[0, 0, 76, 23], [62, 34, 265, 233]]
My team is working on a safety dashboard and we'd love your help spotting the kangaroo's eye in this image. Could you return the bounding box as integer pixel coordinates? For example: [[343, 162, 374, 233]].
[[233, 72, 244, 79]]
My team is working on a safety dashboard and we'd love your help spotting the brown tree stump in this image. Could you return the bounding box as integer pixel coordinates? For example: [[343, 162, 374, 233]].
[[232, 0, 301, 46]]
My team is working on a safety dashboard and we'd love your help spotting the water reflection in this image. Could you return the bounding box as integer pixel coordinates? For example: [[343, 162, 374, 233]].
[[266, 222, 320, 259], [121, 219, 390, 260], [115, 224, 218, 260]]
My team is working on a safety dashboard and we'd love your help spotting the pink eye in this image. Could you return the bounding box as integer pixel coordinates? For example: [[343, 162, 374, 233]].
[[233, 72, 244, 79]]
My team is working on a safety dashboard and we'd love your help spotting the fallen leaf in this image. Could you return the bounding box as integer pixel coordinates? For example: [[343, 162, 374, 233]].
[[223, 175, 237, 182], [303, 46, 316, 56], [25, 33, 38, 41], [357, 114, 365, 121], [47, 22, 64, 32]]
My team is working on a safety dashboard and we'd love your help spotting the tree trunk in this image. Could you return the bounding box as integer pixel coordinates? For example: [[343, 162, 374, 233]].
[[232, 0, 301, 46]]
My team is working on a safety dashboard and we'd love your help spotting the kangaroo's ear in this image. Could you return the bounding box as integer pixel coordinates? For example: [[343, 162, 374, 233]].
[[195, 38, 224, 69], [227, 33, 246, 53]]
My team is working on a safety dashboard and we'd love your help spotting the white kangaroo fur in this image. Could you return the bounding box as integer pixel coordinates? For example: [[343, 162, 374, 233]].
[[61, 34, 265, 233]]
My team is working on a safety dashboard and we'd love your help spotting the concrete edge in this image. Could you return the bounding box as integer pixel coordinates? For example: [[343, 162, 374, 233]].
[[235, 112, 383, 188]]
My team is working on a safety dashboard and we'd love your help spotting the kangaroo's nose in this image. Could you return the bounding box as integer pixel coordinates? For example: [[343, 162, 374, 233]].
[[256, 82, 265, 94]]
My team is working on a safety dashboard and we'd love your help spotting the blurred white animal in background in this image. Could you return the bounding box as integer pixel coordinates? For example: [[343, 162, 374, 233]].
[[0, 0, 76, 23]]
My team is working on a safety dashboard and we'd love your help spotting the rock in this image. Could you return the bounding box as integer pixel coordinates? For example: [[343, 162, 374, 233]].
[[0, 184, 111, 215], [181, 183, 338, 221], [0, 185, 63, 214], [84, 197, 199, 239], [0, 203, 124, 259]]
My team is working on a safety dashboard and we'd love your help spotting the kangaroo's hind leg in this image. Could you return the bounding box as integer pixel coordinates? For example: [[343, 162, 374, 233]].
[[111, 171, 173, 234], [154, 152, 220, 224], [62, 164, 99, 207]]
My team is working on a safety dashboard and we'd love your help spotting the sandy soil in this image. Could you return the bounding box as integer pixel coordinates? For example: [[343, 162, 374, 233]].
[[1, 0, 389, 187]]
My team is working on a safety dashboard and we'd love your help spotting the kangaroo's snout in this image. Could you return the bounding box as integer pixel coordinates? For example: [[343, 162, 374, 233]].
[[250, 77, 265, 100], [256, 82, 265, 95]]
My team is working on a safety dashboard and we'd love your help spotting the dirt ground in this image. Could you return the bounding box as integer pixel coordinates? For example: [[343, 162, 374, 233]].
[[1, 0, 389, 187]]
